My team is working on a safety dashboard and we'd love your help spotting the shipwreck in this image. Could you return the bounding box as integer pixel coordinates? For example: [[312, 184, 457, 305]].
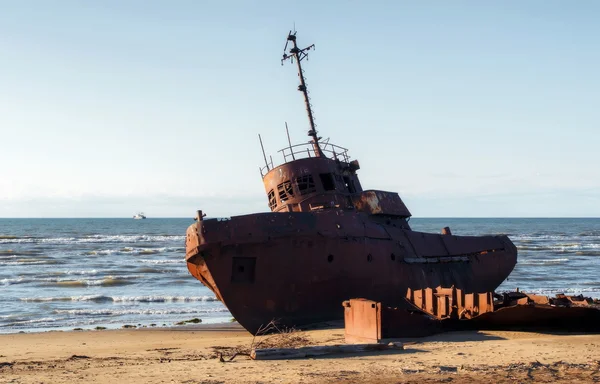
[[343, 288, 600, 342], [185, 31, 518, 335]]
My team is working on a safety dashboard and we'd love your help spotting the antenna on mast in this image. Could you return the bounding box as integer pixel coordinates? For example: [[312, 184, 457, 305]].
[[258, 134, 269, 172], [281, 30, 323, 158]]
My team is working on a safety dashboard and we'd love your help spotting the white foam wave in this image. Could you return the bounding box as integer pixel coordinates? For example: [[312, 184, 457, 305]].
[[520, 287, 600, 298], [53, 307, 228, 316], [64, 269, 99, 276], [139, 259, 184, 265], [1, 277, 32, 286], [20, 295, 113, 303], [1, 317, 58, 326], [513, 234, 600, 242], [37, 275, 139, 287], [111, 295, 218, 303], [82, 246, 184, 257], [0, 260, 57, 266], [19, 295, 217, 303], [84, 249, 119, 256], [519, 258, 569, 265], [0, 235, 185, 245], [518, 243, 600, 250]]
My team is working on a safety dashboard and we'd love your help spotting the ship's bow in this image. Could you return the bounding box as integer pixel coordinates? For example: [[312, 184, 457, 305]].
[[185, 217, 224, 302]]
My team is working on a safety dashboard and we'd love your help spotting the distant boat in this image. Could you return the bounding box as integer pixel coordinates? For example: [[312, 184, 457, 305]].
[[133, 212, 146, 220]]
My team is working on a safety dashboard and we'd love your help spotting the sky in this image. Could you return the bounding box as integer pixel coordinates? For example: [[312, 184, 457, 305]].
[[1, 1, 598, 218]]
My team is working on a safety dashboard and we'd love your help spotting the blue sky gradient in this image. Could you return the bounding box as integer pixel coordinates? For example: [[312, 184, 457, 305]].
[[1, 1, 598, 217]]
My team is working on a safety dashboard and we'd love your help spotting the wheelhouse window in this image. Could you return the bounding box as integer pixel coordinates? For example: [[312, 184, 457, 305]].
[[277, 180, 295, 202], [319, 173, 336, 191], [267, 189, 277, 210], [295, 175, 316, 196]]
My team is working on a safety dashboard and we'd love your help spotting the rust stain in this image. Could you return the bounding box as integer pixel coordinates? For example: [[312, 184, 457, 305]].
[[343, 288, 600, 342]]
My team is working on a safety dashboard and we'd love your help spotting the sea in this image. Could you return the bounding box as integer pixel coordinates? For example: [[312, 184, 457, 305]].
[[0, 218, 598, 334]]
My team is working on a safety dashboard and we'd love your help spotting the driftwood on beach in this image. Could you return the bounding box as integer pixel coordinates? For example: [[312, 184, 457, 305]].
[[250, 342, 404, 360]]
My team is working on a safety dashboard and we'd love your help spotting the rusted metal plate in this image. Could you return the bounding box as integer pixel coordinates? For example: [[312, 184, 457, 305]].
[[350, 190, 411, 217], [262, 157, 364, 214], [346, 289, 600, 340], [343, 299, 381, 343], [185, 208, 517, 334], [343, 298, 444, 342], [407, 286, 494, 320]]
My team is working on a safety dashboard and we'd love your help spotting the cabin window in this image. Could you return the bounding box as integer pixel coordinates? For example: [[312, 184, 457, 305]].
[[267, 189, 277, 210], [295, 175, 316, 195], [319, 173, 336, 191], [277, 180, 295, 202]]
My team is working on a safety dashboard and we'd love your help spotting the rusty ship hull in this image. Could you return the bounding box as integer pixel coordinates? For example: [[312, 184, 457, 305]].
[[186, 210, 517, 334], [184, 31, 518, 335]]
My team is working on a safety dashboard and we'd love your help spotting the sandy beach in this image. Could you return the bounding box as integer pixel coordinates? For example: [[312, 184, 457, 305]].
[[1, 323, 599, 383]]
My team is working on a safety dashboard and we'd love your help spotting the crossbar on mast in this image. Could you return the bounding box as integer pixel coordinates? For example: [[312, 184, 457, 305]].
[[281, 31, 323, 158]]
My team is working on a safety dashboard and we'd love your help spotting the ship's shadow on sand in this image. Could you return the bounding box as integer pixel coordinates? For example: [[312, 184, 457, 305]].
[[304, 347, 428, 360], [387, 329, 600, 345], [391, 330, 507, 344]]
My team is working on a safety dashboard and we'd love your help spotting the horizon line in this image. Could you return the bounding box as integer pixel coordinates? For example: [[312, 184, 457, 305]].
[[0, 216, 599, 220]]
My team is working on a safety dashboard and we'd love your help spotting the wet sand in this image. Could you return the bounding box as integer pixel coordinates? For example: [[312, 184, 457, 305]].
[[1, 323, 599, 383]]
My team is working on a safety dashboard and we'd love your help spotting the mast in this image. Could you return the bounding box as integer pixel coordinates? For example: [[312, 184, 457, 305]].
[[282, 31, 323, 157]]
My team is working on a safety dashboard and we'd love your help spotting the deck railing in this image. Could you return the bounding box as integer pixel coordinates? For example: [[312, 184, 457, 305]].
[[260, 141, 350, 177]]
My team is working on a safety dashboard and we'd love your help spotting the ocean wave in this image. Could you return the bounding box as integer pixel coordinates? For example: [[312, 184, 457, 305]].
[[0, 250, 42, 256], [64, 269, 99, 276], [512, 234, 600, 241], [0, 259, 59, 266], [577, 231, 600, 237], [518, 258, 569, 266], [39, 276, 138, 288], [574, 251, 600, 256], [1, 277, 32, 286], [139, 259, 185, 265], [137, 267, 177, 274], [517, 243, 600, 253], [80, 234, 185, 243], [82, 249, 119, 256], [0, 235, 185, 245], [19, 295, 217, 303], [579, 281, 600, 286], [517, 287, 600, 297], [81, 246, 184, 256], [52, 307, 228, 316], [111, 295, 218, 303], [20, 295, 114, 303], [0, 317, 58, 327], [0, 236, 75, 244]]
